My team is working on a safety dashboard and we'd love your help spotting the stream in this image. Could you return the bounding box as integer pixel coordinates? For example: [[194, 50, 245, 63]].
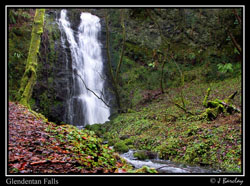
[[120, 150, 221, 173]]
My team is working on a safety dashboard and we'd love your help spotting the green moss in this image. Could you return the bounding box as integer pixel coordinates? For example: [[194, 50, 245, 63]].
[[18, 66, 37, 108], [30, 109, 48, 123], [202, 87, 211, 107], [200, 88, 239, 121], [114, 141, 129, 153], [200, 103, 225, 121], [17, 9, 45, 107], [132, 166, 158, 173], [207, 100, 221, 108], [134, 150, 148, 160]]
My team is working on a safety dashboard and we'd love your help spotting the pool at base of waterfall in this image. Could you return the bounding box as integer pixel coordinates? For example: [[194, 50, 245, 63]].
[[120, 150, 222, 173]]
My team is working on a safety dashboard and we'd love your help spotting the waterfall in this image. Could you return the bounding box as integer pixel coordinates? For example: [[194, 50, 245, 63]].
[[58, 9, 110, 126]]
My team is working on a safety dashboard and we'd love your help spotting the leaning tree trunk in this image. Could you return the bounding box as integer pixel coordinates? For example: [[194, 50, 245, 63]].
[[17, 9, 45, 108]]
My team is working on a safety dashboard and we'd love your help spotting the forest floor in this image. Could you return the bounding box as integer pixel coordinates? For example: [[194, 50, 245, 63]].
[[88, 75, 242, 173], [8, 102, 145, 174], [8, 75, 242, 174]]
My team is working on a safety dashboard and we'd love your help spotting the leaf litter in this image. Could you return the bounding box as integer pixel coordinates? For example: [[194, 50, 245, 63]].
[[8, 102, 131, 173]]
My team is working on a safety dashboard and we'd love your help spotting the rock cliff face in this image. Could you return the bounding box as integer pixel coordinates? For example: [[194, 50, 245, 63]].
[[33, 9, 111, 124]]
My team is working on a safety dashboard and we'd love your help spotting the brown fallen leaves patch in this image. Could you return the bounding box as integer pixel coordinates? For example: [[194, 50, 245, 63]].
[[8, 102, 92, 173]]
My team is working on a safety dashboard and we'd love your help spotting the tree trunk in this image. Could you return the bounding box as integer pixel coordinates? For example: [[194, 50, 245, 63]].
[[228, 31, 242, 58], [17, 9, 45, 107], [105, 10, 126, 111], [233, 9, 241, 25], [160, 54, 165, 94], [115, 9, 126, 81]]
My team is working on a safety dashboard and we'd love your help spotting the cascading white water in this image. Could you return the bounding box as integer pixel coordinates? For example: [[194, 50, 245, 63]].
[[58, 9, 110, 126]]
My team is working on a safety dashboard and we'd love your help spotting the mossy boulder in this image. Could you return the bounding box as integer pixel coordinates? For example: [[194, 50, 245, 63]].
[[134, 150, 148, 160], [134, 150, 158, 160], [114, 141, 129, 153]]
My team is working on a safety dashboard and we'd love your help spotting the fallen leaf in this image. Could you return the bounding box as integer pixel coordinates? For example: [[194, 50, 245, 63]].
[[30, 160, 48, 165], [19, 162, 28, 170], [82, 136, 87, 140]]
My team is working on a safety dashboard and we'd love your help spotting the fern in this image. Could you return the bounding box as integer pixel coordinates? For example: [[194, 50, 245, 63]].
[[217, 63, 233, 73]]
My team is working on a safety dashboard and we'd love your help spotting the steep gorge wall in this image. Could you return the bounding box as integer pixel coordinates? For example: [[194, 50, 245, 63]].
[[33, 9, 111, 124], [33, 9, 69, 123]]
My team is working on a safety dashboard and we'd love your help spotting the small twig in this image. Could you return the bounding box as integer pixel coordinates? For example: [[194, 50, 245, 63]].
[[30, 160, 67, 165]]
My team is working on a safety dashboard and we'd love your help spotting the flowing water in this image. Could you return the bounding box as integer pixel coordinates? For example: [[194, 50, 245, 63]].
[[121, 150, 221, 173], [58, 9, 110, 126]]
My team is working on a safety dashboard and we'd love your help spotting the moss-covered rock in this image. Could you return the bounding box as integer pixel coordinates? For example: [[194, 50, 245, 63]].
[[114, 141, 129, 153], [133, 150, 158, 160], [134, 150, 148, 160]]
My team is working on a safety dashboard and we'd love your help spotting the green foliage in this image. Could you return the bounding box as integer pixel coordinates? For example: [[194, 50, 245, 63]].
[[128, 166, 158, 173], [13, 52, 24, 59], [89, 75, 241, 172], [8, 10, 33, 101], [183, 142, 209, 163], [38, 91, 51, 116], [46, 124, 133, 172], [123, 137, 134, 146], [156, 137, 180, 159], [85, 124, 106, 137], [217, 63, 233, 73], [148, 62, 155, 68], [187, 52, 196, 60], [186, 124, 200, 136]]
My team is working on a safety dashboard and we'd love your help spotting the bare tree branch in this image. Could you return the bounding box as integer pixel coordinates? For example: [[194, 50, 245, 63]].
[[74, 71, 111, 108]]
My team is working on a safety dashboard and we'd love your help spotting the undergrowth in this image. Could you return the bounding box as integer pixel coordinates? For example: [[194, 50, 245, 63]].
[[88, 74, 242, 173]]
